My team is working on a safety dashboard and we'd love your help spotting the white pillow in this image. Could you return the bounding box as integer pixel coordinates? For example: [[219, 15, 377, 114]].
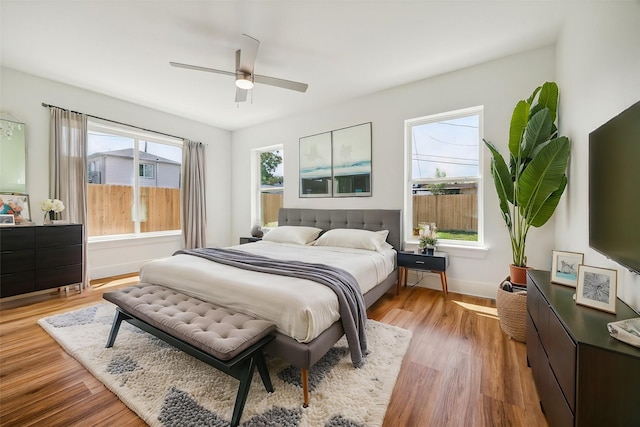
[[262, 226, 323, 245], [314, 228, 389, 251]]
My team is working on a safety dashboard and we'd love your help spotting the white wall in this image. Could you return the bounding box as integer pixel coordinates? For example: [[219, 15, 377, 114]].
[[555, 3, 640, 311], [231, 47, 557, 298], [0, 68, 232, 279]]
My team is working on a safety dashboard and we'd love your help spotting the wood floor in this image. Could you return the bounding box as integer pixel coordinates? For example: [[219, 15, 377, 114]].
[[0, 276, 547, 427]]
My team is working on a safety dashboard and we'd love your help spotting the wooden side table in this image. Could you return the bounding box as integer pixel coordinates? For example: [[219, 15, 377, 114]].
[[397, 251, 449, 296]]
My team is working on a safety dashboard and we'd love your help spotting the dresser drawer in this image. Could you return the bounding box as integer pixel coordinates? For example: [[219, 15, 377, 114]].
[[1, 271, 36, 297], [0, 226, 35, 250], [36, 244, 82, 269], [36, 225, 82, 248], [36, 264, 82, 290], [0, 248, 35, 273], [548, 309, 576, 411], [542, 357, 575, 427], [397, 252, 446, 271]]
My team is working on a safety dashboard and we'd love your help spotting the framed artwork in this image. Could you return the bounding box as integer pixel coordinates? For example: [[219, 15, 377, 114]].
[[0, 214, 15, 226], [299, 131, 332, 197], [332, 122, 371, 197], [299, 122, 372, 198], [576, 265, 617, 313], [551, 250, 584, 287], [0, 192, 31, 224]]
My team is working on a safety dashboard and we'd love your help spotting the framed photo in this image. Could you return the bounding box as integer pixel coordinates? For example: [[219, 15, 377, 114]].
[[0, 192, 31, 224], [0, 214, 15, 226], [551, 250, 584, 287], [576, 265, 617, 313]]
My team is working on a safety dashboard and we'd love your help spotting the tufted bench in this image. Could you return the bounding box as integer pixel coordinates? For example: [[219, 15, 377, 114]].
[[103, 283, 275, 427]]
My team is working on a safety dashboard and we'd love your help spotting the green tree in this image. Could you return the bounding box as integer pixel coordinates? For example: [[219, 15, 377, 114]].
[[427, 168, 447, 195], [261, 151, 283, 185]]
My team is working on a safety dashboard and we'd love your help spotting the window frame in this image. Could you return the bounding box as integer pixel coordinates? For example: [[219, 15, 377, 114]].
[[251, 144, 284, 229], [404, 105, 484, 249], [86, 118, 183, 240]]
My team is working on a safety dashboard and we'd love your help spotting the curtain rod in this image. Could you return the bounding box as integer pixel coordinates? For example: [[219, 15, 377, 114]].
[[41, 102, 186, 141]]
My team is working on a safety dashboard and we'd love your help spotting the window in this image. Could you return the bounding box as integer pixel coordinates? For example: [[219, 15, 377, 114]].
[[139, 163, 154, 179], [253, 146, 284, 227], [404, 106, 483, 246], [87, 119, 182, 238]]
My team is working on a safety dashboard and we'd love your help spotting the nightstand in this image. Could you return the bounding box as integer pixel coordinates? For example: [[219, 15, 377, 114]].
[[397, 251, 449, 296], [239, 237, 261, 244]]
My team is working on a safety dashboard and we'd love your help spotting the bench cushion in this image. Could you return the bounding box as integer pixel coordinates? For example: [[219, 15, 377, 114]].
[[104, 283, 275, 360]]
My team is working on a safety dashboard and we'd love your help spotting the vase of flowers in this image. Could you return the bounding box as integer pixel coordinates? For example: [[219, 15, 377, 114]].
[[418, 223, 438, 255], [41, 198, 65, 224]]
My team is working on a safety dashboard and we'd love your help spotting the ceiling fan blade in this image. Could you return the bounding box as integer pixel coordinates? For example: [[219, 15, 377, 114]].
[[169, 61, 236, 77], [238, 34, 260, 74], [235, 87, 248, 103], [254, 74, 309, 92]]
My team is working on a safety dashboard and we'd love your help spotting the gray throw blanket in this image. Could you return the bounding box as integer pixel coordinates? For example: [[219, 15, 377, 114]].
[[174, 247, 368, 368]]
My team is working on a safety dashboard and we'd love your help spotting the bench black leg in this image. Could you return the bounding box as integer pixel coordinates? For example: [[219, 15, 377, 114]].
[[231, 358, 256, 427], [254, 350, 274, 393], [106, 308, 130, 348]]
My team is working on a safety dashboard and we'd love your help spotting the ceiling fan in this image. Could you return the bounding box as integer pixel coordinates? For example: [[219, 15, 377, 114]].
[[170, 34, 308, 102]]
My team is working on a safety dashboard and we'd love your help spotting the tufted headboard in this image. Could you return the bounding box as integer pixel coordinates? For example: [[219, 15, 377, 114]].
[[278, 208, 402, 251]]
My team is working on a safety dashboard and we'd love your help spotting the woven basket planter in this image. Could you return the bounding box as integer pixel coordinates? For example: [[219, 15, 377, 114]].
[[496, 279, 527, 342]]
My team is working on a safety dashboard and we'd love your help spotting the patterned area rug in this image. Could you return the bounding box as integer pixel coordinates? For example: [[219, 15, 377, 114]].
[[39, 304, 411, 427]]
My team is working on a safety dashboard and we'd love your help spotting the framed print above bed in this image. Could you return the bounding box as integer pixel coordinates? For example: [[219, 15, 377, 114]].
[[299, 122, 372, 198]]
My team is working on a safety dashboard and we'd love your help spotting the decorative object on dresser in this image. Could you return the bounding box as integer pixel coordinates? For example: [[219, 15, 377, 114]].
[[397, 250, 448, 296], [575, 264, 617, 314], [0, 224, 83, 298], [484, 82, 571, 285], [0, 214, 15, 226], [40, 198, 65, 224], [0, 192, 31, 224], [250, 223, 263, 238], [551, 250, 584, 287], [526, 269, 640, 427], [417, 222, 437, 255]]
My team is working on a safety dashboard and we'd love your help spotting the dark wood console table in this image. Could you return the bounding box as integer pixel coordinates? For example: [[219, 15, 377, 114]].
[[526, 269, 640, 426]]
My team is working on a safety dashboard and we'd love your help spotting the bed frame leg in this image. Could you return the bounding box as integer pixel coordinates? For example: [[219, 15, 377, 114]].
[[302, 368, 309, 408]]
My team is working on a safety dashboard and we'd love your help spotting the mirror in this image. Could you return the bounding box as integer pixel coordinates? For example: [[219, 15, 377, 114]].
[[0, 119, 26, 193]]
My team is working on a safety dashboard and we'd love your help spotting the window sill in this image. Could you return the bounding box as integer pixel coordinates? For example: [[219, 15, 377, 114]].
[[404, 240, 488, 259], [89, 231, 181, 248]]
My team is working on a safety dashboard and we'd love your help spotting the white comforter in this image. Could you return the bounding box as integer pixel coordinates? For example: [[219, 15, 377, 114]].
[[139, 241, 396, 343]]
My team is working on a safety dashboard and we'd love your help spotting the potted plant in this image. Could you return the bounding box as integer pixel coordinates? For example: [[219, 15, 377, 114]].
[[484, 81, 570, 285], [418, 223, 438, 255]]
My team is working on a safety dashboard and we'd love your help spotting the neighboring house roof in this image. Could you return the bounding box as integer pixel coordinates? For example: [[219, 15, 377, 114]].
[[87, 148, 180, 165]]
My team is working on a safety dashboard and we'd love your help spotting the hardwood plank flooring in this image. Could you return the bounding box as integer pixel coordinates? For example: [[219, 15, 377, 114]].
[[0, 276, 547, 426]]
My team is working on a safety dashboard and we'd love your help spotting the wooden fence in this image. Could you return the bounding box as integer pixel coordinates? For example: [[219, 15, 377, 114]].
[[87, 184, 180, 236], [261, 193, 283, 226], [413, 193, 477, 233]]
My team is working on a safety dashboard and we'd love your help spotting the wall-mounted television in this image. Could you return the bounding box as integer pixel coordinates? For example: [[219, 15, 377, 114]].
[[589, 100, 640, 274]]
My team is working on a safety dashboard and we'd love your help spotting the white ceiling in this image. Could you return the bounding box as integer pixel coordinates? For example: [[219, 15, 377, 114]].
[[1, 1, 574, 131]]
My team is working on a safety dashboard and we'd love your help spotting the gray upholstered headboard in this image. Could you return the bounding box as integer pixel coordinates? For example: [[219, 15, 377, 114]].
[[278, 208, 402, 251]]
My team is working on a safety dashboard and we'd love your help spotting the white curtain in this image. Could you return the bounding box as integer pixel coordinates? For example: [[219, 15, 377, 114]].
[[182, 139, 207, 249], [49, 107, 89, 289]]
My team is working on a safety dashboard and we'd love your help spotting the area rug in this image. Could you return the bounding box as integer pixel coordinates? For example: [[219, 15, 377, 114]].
[[39, 303, 411, 427]]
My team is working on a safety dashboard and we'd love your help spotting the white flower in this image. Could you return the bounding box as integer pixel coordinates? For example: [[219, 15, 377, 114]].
[[41, 198, 65, 212]]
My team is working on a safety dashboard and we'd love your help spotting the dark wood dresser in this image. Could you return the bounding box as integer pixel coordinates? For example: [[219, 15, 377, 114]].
[[0, 224, 83, 298], [526, 269, 640, 426]]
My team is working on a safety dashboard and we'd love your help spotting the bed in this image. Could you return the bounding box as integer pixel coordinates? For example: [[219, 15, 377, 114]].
[[139, 208, 401, 405]]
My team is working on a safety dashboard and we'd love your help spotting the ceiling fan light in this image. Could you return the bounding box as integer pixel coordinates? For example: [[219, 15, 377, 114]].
[[235, 75, 254, 90]]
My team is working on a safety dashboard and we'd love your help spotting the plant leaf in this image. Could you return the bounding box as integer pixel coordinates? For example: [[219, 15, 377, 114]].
[[508, 101, 530, 159], [521, 108, 552, 160], [517, 136, 570, 227], [537, 82, 559, 123]]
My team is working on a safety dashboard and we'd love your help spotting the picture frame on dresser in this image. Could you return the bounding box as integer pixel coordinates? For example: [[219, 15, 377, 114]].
[[0, 192, 31, 223], [551, 250, 584, 287], [0, 214, 15, 225], [576, 264, 617, 313]]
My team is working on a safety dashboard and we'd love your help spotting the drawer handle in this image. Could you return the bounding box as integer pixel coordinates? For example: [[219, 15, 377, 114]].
[[416, 261, 425, 264]]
